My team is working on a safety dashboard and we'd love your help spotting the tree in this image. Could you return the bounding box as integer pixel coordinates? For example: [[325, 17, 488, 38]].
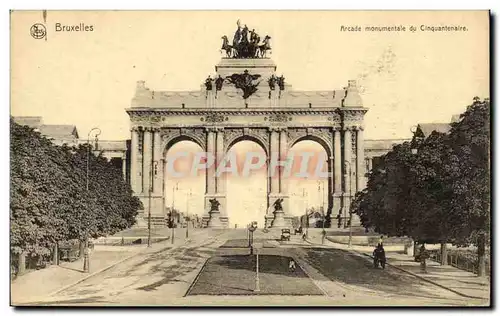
[[443, 98, 490, 276], [11, 122, 73, 269], [10, 120, 142, 272], [355, 142, 418, 238], [354, 97, 490, 275]]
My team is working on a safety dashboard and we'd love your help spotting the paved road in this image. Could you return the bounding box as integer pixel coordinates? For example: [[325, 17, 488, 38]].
[[24, 228, 486, 306]]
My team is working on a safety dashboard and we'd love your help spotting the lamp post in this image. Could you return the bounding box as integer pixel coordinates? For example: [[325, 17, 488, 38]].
[[84, 127, 101, 273], [409, 125, 423, 257], [318, 180, 326, 243], [148, 161, 158, 247], [410, 126, 420, 155], [186, 189, 192, 239], [171, 182, 179, 244], [344, 160, 353, 248], [303, 188, 309, 238]]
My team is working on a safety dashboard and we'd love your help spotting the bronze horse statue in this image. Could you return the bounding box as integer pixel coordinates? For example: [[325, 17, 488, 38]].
[[257, 36, 272, 58], [221, 36, 233, 58]]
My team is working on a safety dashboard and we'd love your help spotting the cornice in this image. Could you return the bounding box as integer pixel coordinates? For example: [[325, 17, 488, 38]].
[[126, 107, 368, 117]]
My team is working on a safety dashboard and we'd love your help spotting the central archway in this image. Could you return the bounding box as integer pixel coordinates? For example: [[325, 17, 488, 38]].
[[164, 139, 205, 228], [226, 138, 268, 228], [288, 139, 330, 229]]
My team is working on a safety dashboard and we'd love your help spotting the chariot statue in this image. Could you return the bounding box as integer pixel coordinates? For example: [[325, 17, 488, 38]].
[[221, 20, 272, 59]]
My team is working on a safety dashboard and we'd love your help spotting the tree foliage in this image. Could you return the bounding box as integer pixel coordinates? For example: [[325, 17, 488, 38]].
[[353, 98, 490, 248], [10, 120, 142, 259]]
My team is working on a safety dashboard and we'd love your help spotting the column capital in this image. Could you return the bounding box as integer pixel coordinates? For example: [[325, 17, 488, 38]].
[[143, 126, 154, 133], [268, 126, 287, 133], [131, 126, 140, 132], [205, 127, 217, 133], [342, 125, 357, 131]]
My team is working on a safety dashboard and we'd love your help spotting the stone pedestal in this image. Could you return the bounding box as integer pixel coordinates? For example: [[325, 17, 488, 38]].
[[135, 194, 165, 227], [215, 58, 277, 79], [133, 214, 148, 228], [271, 210, 287, 228], [203, 194, 228, 228], [351, 213, 361, 227], [207, 210, 222, 228], [264, 214, 274, 228], [267, 194, 292, 228]]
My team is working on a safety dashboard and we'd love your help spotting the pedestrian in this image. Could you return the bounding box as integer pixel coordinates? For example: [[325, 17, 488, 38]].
[[378, 235, 384, 247], [289, 259, 296, 272]]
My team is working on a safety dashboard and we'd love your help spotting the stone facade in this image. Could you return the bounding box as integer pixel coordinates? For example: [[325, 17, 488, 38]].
[[126, 56, 370, 228]]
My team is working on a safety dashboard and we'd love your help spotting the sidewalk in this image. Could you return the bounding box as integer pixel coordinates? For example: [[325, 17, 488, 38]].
[[10, 238, 178, 305], [11, 228, 210, 305], [382, 252, 490, 300], [306, 234, 490, 301]]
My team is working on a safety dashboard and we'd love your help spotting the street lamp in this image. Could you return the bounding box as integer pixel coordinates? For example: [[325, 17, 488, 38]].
[[344, 160, 353, 248], [148, 161, 158, 247], [186, 189, 192, 238], [171, 182, 179, 244], [86, 128, 101, 191], [303, 189, 309, 238], [410, 125, 423, 155], [318, 180, 326, 243], [248, 221, 257, 255], [84, 127, 101, 273]]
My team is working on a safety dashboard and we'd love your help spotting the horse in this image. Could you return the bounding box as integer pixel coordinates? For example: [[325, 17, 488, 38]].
[[221, 36, 233, 58], [257, 36, 272, 58]]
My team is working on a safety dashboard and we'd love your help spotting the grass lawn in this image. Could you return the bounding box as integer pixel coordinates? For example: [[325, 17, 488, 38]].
[[187, 254, 323, 296]]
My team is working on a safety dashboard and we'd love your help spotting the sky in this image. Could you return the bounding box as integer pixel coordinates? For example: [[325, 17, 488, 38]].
[[10, 11, 490, 227]]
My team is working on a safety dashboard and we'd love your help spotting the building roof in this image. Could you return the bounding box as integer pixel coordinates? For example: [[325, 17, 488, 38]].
[[12, 116, 44, 129], [39, 125, 79, 139], [417, 123, 451, 137], [96, 140, 127, 151], [364, 139, 410, 151]]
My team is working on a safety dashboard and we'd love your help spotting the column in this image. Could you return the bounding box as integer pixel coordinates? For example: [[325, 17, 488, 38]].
[[122, 155, 127, 182], [356, 127, 365, 191], [343, 128, 352, 220], [279, 128, 288, 194], [368, 157, 373, 171], [130, 127, 140, 194], [215, 127, 228, 226], [142, 128, 152, 194], [153, 128, 163, 194], [269, 128, 279, 193], [334, 130, 342, 193], [332, 129, 343, 227], [215, 128, 225, 194], [206, 128, 221, 227], [206, 128, 216, 195], [328, 156, 334, 190]]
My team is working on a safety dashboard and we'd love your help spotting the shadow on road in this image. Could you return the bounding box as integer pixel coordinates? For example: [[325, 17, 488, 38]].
[[303, 247, 459, 300]]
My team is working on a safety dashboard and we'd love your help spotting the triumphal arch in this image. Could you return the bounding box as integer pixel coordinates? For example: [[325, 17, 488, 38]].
[[126, 22, 367, 228]]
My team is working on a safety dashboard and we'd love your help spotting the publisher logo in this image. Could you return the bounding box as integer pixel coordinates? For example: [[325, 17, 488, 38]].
[[30, 23, 46, 40]]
